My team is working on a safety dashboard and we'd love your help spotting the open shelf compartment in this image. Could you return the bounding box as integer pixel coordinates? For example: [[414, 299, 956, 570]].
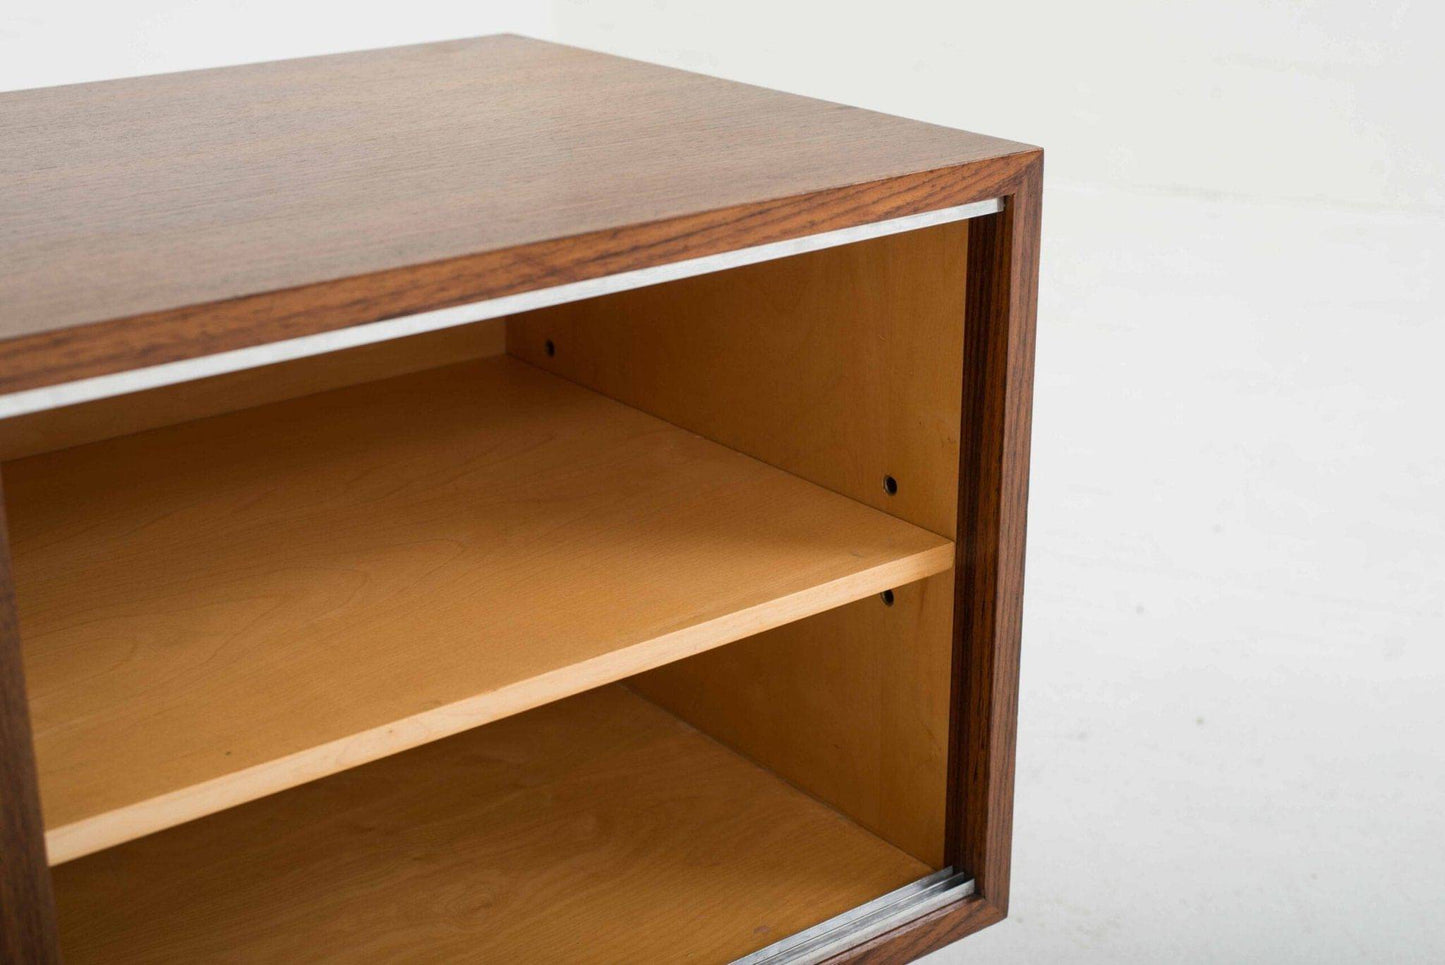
[[7, 355, 951, 865], [52, 684, 935, 963], [0, 196, 998, 962]]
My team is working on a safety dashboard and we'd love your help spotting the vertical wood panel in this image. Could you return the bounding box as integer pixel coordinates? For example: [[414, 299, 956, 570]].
[[825, 152, 1042, 965], [0, 471, 60, 963], [948, 158, 1043, 912], [508, 222, 967, 538]]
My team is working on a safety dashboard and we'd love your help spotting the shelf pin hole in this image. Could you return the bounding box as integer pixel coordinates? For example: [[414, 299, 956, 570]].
[[880, 589, 896, 607], [545, 339, 556, 357], [882, 474, 898, 496]]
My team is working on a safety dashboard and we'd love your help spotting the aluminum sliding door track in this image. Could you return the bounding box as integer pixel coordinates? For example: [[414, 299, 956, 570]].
[[0, 198, 1004, 421], [733, 868, 976, 964]]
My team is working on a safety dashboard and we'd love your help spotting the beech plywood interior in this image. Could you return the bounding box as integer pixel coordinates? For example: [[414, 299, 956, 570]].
[[507, 221, 967, 538], [6, 354, 951, 864], [633, 571, 954, 867], [52, 685, 932, 963], [511, 223, 967, 866]]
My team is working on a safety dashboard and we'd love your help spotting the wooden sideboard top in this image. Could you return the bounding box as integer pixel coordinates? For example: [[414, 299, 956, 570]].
[[0, 35, 1038, 394]]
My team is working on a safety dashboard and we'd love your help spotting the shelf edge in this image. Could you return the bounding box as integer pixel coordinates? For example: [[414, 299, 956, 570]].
[[44, 541, 953, 866]]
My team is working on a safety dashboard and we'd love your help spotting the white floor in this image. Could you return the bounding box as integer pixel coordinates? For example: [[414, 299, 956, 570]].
[[925, 183, 1445, 962]]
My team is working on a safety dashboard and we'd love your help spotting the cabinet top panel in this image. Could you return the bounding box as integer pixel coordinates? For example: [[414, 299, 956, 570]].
[[1, 35, 1037, 393]]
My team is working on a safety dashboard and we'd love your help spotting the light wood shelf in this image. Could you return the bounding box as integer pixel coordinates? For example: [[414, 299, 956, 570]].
[[8, 356, 952, 865], [53, 685, 933, 963]]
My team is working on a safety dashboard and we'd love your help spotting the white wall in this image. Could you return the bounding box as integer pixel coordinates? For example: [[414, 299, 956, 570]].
[[13, 1, 1436, 212], [0, 1, 553, 91], [551, 0, 1443, 213]]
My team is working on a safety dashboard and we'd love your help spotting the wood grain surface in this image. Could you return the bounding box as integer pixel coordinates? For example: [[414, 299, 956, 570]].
[[633, 556, 953, 870], [948, 159, 1042, 914], [0, 473, 60, 962], [0, 319, 504, 461], [0, 35, 1037, 395], [6, 355, 951, 864], [512, 223, 965, 867], [508, 220, 968, 538], [52, 685, 931, 963]]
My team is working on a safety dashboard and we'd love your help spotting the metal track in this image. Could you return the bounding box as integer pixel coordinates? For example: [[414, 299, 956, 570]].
[[734, 868, 976, 964], [0, 198, 1003, 420]]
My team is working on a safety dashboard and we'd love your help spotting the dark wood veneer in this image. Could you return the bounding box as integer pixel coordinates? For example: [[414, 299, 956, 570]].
[[0, 35, 1034, 395], [950, 156, 1041, 910], [0, 473, 60, 964]]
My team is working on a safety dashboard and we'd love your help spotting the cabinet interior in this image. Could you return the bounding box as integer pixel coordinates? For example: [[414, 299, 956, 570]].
[[2, 221, 968, 962]]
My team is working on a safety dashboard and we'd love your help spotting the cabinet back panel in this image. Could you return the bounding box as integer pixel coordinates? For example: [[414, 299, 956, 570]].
[[507, 224, 965, 865], [507, 222, 966, 539], [631, 573, 952, 866]]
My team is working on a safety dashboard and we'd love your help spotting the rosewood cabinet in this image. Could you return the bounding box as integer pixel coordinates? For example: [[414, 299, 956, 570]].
[[0, 35, 1041, 963]]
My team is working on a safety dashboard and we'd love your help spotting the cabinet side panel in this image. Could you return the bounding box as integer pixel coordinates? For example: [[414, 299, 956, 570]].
[[949, 162, 1042, 911], [507, 225, 966, 864], [0, 472, 60, 962]]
